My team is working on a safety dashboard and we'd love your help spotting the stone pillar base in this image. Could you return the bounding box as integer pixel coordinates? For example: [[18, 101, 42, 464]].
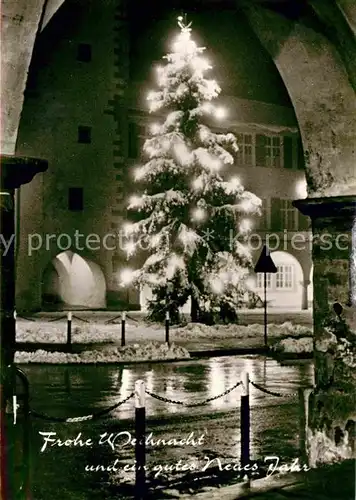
[[294, 196, 356, 466]]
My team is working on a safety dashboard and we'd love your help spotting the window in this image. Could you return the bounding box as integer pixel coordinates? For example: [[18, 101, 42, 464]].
[[276, 265, 293, 289], [236, 133, 253, 165], [68, 187, 83, 211], [77, 43, 92, 62], [266, 136, 282, 167], [78, 126, 91, 144], [256, 272, 272, 289], [280, 200, 299, 230], [256, 134, 283, 168], [128, 122, 146, 159], [297, 136, 305, 170]]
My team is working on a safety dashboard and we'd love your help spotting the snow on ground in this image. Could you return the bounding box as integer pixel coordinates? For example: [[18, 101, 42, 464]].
[[14, 342, 190, 364], [16, 320, 312, 344]]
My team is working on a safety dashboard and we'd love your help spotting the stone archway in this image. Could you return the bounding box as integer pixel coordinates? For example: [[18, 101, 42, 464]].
[[242, 2, 356, 198], [42, 250, 106, 309]]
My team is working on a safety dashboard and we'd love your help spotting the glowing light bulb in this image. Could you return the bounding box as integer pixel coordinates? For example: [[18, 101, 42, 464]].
[[192, 207, 206, 222], [215, 106, 227, 120], [239, 198, 254, 212], [123, 222, 135, 235], [201, 102, 214, 114], [211, 278, 224, 294], [230, 176, 240, 190], [199, 128, 209, 142], [124, 240, 136, 256], [120, 268, 134, 286], [150, 234, 161, 248], [150, 123, 160, 135], [134, 167, 145, 181], [129, 195, 144, 209], [240, 219, 252, 232], [193, 57, 211, 73], [192, 177, 204, 190]]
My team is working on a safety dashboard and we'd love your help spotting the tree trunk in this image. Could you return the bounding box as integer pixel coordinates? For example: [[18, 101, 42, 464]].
[[190, 295, 200, 323]]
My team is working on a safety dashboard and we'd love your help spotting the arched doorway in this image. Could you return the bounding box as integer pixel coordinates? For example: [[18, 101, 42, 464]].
[[42, 251, 106, 309], [253, 251, 304, 310]]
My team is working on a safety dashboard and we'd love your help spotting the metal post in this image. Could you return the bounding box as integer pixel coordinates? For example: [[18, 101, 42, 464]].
[[135, 380, 146, 500], [121, 312, 126, 347], [67, 312, 72, 352], [264, 272, 267, 348], [165, 311, 170, 345], [15, 368, 31, 499], [240, 371, 250, 468]]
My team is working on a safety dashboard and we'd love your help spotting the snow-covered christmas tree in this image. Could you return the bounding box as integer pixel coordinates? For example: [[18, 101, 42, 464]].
[[121, 16, 261, 323]]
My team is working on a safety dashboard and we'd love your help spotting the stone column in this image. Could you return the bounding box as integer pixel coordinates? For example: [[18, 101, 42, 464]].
[[301, 279, 311, 310], [294, 195, 356, 466], [1, 154, 47, 498]]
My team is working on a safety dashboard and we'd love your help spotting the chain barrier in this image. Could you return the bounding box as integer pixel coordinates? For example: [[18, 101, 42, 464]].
[[30, 391, 135, 423], [145, 380, 242, 407], [27, 379, 297, 422], [250, 380, 298, 398]]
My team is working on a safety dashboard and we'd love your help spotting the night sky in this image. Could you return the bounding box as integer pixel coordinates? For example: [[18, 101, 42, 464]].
[[128, 0, 293, 107], [28, 0, 295, 108]]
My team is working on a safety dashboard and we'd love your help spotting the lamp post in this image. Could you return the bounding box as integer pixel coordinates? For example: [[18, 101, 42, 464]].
[[254, 245, 277, 348]]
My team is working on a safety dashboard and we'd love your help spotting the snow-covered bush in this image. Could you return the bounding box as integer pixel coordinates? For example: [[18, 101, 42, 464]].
[[272, 336, 313, 354]]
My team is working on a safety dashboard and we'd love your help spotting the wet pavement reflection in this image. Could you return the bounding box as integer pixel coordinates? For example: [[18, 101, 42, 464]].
[[22, 355, 314, 499]]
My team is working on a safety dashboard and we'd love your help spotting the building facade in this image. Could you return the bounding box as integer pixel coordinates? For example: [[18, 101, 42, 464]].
[[15, 0, 313, 312]]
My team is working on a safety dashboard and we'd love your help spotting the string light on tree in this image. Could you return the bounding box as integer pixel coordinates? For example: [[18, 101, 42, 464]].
[[211, 278, 224, 294], [229, 176, 240, 190], [192, 177, 204, 190], [120, 268, 134, 286], [240, 218, 253, 233], [150, 123, 161, 135], [134, 166, 145, 181], [123, 222, 135, 236], [192, 207, 206, 222], [129, 195, 144, 209], [124, 240, 136, 256], [215, 106, 227, 120]]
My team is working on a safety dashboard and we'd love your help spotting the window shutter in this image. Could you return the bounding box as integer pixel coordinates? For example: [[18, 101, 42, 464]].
[[283, 136, 293, 169], [297, 136, 305, 170], [68, 187, 83, 211], [255, 134, 266, 167], [270, 198, 282, 231]]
